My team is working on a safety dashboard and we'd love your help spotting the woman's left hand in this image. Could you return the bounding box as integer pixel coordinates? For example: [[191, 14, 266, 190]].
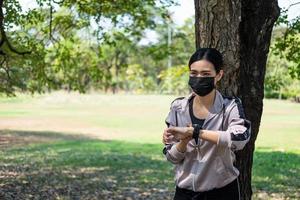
[[166, 126, 193, 140]]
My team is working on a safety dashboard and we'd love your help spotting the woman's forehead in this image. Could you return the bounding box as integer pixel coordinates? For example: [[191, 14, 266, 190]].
[[190, 60, 215, 72]]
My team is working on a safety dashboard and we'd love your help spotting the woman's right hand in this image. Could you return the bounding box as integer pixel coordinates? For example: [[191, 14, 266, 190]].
[[162, 128, 174, 144], [162, 123, 193, 144]]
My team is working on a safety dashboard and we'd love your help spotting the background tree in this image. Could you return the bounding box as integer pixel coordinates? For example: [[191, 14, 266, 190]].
[[0, 0, 176, 96], [194, 0, 280, 199], [265, 26, 300, 100], [272, 2, 300, 80]]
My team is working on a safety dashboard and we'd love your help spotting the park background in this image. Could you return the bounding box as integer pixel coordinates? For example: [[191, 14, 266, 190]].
[[0, 0, 299, 199]]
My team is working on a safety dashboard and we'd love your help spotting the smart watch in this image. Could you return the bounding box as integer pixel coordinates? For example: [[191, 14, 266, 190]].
[[192, 124, 202, 145]]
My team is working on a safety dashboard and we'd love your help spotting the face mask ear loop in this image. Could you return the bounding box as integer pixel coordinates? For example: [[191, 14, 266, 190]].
[[222, 104, 225, 131], [175, 110, 178, 127]]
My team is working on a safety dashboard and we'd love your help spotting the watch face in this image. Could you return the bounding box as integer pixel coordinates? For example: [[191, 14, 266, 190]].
[[193, 124, 200, 128]]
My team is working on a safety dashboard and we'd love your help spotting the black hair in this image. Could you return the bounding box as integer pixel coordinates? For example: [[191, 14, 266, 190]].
[[188, 48, 223, 73]]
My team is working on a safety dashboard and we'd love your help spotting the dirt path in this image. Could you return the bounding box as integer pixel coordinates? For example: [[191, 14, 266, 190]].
[[0, 117, 122, 145]]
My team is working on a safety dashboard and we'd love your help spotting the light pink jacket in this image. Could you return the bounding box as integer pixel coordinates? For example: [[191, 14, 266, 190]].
[[163, 90, 251, 192]]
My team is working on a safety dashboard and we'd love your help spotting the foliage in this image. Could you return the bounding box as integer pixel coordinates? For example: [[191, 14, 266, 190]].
[[0, 0, 177, 95], [2, 0, 298, 99], [158, 65, 190, 95], [46, 37, 104, 93], [265, 48, 300, 99], [120, 64, 157, 93], [272, 3, 300, 80], [265, 26, 300, 99]]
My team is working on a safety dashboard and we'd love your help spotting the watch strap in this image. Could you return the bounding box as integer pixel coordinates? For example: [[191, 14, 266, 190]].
[[192, 124, 202, 145]]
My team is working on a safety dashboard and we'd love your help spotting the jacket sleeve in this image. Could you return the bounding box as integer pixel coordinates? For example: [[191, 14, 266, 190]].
[[216, 98, 251, 151], [162, 104, 186, 164]]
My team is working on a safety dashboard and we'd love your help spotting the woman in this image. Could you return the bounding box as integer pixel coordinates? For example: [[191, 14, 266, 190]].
[[162, 48, 251, 200]]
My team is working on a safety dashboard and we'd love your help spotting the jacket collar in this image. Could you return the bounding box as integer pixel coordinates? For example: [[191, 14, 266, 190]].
[[180, 89, 225, 114]]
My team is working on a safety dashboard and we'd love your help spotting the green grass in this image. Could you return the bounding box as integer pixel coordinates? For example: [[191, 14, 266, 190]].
[[256, 99, 300, 151], [0, 136, 299, 199], [252, 147, 300, 199], [0, 91, 177, 143], [0, 133, 175, 199], [0, 91, 299, 199]]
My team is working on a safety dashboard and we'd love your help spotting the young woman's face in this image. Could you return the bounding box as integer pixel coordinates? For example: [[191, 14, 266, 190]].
[[189, 59, 223, 85]]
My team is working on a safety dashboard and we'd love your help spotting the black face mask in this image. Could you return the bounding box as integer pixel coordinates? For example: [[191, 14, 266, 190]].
[[188, 76, 215, 96]]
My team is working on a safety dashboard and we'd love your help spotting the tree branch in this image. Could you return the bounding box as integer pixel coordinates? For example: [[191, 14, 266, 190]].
[[281, 2, 300, 13], [49, 0, 53, 40], [0, 0, 31, 55], [52, 0, 64, 4], [286, 2, 300, 11], [4, 34, 31, 55], [0, 55, 5, 66]]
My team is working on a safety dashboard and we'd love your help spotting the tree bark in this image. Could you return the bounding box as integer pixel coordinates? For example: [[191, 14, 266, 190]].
[[194, 0, 280, 199]]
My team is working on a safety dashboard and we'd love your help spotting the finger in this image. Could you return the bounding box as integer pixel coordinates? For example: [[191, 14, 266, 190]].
[[163, 135, 171, 142], [163, 135, 168, 142], [166, 139, 173, 143], [166, 127, 175, 132], [165, 127, 171, 133], [166, 127, 177, 134], [163, 139, 167, 144], [163, 130, 172, 137], [164, 127, 172, 133], [165, 130, 173, 135], [164, 134, 174, 141], [165, 132, 172, 137], [163, 134, 170, 140], [167, 135, 174, 140], [162, 135, 167, 143]]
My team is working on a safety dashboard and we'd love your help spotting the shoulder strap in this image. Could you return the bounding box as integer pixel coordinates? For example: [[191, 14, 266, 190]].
[[175, 110, 178, 126], [171, 96, 185, 105], [171, 96, 185, 127]]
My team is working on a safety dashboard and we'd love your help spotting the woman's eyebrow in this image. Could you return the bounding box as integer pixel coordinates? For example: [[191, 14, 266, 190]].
[[190, 69, 211, 73], [201, 70, 211, 73]]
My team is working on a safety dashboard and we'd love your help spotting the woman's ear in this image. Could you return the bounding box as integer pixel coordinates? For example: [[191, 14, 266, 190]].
[[216, 70, 224, 82]]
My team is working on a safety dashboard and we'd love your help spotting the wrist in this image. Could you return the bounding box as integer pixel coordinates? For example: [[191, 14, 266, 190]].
[[187, 127, 194, 137], [199, 129, 204, 138], [176, 141, 187, 152], [180, 138, 190, 144]]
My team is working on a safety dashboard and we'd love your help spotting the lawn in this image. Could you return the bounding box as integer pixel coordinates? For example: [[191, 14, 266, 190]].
[[0, 91, 299, 199]]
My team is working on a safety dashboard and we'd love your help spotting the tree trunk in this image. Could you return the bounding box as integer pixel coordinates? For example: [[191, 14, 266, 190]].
[[194, 0, 280, 199]]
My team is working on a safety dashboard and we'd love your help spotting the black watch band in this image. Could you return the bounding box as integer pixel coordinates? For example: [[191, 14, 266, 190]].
[[192, 124, 202, 145]]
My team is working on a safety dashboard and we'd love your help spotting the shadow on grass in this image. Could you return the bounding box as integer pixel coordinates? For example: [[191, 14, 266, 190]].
[[252, 147, 300, 199], [0, 130, 175, 200], [0, 130, 299, 199], [0, 129, 94, 144]]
